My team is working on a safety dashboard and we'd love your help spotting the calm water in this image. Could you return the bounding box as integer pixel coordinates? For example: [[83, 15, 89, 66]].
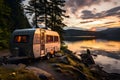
[[65, 39, 120, 73]]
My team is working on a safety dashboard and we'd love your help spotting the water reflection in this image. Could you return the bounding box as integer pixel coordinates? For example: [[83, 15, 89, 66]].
[[65, 39, 120, 52], [95, 55, 120, 73], [65, 39, 120, 73]]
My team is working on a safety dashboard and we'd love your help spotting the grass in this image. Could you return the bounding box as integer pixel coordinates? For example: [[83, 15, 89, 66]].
[[0, 66, 40, 80], [50, 50, 97, 80]]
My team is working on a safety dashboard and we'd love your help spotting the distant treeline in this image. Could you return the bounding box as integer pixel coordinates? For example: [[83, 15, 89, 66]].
[[0, 0, 30, 49], [64, 28, 120, 41]]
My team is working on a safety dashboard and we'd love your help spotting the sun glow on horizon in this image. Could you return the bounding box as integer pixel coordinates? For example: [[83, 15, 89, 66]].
[[90, 27, 96, 31]]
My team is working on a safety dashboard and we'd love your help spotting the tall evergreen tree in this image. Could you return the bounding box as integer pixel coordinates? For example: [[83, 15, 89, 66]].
[[6, 0, 30, 30], [25, 0, 46, 27], [48, 0, 66, 41], [0, 0, 11, 49], [25, 0, 66, 42], [0, 0, 30, 49]]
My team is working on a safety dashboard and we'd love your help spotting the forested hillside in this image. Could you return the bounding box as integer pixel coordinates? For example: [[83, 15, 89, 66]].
[[64, 28, 120, 41], [0, 0, 30, 50]]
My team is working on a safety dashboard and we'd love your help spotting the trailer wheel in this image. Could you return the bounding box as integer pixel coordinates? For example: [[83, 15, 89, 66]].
[[51, 54, 55, 58], [46, 53, 50, 60], [51, 51, 55, 58]]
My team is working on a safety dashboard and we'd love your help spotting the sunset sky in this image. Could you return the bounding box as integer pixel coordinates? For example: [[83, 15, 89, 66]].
[[23, 0, 120, 31], [64, 0, 120, 31]]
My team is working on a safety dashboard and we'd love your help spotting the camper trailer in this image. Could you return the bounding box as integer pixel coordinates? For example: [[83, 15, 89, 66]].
[[10, 28, 60, 59]]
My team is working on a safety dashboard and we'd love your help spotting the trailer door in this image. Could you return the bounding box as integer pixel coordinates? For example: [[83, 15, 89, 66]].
[[40, 29, 45, 57]]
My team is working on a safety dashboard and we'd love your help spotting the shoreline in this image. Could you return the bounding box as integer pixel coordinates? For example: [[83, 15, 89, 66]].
[[77, 49, 120, 74], [0, 48, 120, 80]]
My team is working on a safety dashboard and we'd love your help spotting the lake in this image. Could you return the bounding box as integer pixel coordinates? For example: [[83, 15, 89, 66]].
[[65, 39, 120, 74]]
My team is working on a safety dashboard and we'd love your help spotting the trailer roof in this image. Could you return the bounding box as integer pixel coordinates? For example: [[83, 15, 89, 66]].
[[14, 28, 36, 32]]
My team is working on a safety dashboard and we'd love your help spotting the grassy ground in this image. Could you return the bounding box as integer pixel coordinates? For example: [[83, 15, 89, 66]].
[[0, 49, 110, 80], [48, 51, 97, 80], [0, 66, 40, 80], [0, 49, 10, 57]]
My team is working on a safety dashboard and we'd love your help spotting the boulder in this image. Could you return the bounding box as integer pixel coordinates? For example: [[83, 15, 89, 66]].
[[26, 66, 54, 80], [57, 55, 70, 64]]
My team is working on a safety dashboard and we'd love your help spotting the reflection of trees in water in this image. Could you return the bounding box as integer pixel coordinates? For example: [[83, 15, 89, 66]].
[[94, 54, 120, 74], [91, 50, 120, 60], [103, 63, 120, 73]]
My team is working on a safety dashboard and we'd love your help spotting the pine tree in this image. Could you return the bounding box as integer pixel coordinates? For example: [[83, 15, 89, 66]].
[[25, 0, 46, 27], [0, 0, 30, 49], [25, 0, 66, 42], [47, 0, 66, 41]]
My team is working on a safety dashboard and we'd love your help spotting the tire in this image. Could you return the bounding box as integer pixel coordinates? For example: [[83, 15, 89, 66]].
[[51, 54, 55, 58], [46, 53, 50, 60]]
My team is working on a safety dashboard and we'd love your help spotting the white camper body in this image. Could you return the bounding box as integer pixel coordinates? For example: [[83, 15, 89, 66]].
[[33, 28, 60, 58], [10, 28, 60, 59]]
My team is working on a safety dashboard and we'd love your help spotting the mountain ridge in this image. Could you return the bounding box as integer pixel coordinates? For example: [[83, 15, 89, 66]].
[[64, 27, 120, 41]]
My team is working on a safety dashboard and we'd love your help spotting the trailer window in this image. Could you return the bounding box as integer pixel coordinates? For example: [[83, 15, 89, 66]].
[[46, 35, 54, 43], [14, 35, 29, 43], [54, 36, 59, 42]]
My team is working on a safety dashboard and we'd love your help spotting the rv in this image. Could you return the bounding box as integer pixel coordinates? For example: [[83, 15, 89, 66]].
[[10, 28, 60, 59]]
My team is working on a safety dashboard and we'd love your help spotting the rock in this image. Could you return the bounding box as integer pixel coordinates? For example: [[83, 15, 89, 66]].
[[108, 73, 120, 80], [80, 49, 95, 67], [39, 74, 49, 80], [0, 56, 8, 65], [26, 66, 54, 80], [18, 63, 26, 69], [89, 64, 103, 72], [55, 52, 63, 57], [1, 63, 26, 70], [57, 55, 70, 64], [1, 64, 18, 69]]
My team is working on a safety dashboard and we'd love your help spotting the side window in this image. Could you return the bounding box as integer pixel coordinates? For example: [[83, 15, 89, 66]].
[[14, 35, 29, 43], [41, 33, 45, 44], [46, 35, 54, 43], [54, 36, 59, 42]]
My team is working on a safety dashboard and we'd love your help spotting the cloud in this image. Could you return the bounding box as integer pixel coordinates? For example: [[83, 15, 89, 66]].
[[104, 21, 115, 24], [80, 20, 94, 24], [80, 10, 104, 19], [105, 6, 120, 16], [80, 6, 120, 19], [81, 10, 95, 19], [103, 0, 111, 2], [65, 0, 112, 14], [66, 0, 101, 8]]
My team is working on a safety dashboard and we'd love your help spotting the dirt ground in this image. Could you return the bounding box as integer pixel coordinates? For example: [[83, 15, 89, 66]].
[[0, 49, 11, 57], [30, 59, 73, 80], [0, 49, 73, 80]]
